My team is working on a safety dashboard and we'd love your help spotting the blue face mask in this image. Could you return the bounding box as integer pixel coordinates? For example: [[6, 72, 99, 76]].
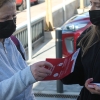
[[0, 20, 16, 39], [89, 10, 100, 26]]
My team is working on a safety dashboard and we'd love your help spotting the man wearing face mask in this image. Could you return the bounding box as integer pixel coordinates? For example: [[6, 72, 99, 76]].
[[0, 0, 53, 100], [61, 0, 100, 100]]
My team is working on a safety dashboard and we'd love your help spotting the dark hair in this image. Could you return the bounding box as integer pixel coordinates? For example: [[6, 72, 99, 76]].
[[78, 25, 100, 56]]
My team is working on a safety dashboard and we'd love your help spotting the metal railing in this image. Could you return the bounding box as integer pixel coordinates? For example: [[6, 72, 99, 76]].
[[13, 16, 44, 49]]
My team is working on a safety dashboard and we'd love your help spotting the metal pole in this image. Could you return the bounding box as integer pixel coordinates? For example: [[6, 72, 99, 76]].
[[56, 28, 63, 93], [26, 0, 32, 60], [62, 0, 66, 22]]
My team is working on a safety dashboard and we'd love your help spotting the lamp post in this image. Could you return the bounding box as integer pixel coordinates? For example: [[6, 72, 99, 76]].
[[26, 0, 32, 60], [62, 0, 66, 22]]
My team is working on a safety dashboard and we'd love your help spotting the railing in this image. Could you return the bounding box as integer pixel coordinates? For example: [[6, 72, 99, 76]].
[[13, 16, 44, 49]]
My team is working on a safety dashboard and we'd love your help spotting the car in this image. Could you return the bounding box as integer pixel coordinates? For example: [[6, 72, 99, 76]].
[[16, 0, 38, 11], [61, 11, 92, 57]]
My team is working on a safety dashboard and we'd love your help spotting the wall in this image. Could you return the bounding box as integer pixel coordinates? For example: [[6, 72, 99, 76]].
[[84, 0, 90, 6], [38, 0, 45, 3], [44, 0, 79, 39], [44, 0, 78, 28], [76, 0, 90, 8], [51, 0, 90, 27], [44, 0, 90, 39]]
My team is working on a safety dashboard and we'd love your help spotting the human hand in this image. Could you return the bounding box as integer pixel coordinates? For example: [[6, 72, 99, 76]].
[[85, 78, 100, 95], [30, 61, 53, 81]]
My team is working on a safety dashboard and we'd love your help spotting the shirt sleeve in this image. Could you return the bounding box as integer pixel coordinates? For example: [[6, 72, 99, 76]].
[[0, 38, 37, 100], [0, 66, 36, 100]]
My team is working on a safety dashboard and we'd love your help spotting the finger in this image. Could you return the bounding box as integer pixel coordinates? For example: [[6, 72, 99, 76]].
[[94, 91, 100, 95], [94, 85, 100, 92], [86, 85, 100, 95], [39, 67, 52, 75], [38, 72, 49, 79], [39, 61, 53, 68], [85, 78, 93, 87], [90, 89, 100, 95], [88, 85, 95, 89], [86, 88, 96, 94], [87, 78, 93, 84]]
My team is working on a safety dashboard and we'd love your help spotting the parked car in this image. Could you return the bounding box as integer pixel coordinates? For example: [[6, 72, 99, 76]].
[[61, 11, 92, 57], [16, 0, 38, 11]]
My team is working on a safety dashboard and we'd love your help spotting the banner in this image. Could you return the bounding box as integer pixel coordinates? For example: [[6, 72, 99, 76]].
[[43, 48, 80, 80]]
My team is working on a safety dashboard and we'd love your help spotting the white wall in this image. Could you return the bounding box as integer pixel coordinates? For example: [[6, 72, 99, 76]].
[[76, 0, 90, 8], [43, 0, 77, 28]]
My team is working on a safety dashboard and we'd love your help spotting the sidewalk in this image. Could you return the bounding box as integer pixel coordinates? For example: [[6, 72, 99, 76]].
[[27, 38, 82, 96]]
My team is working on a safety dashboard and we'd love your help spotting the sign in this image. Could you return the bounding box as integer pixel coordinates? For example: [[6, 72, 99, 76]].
[[43, 48, 80, 80]]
